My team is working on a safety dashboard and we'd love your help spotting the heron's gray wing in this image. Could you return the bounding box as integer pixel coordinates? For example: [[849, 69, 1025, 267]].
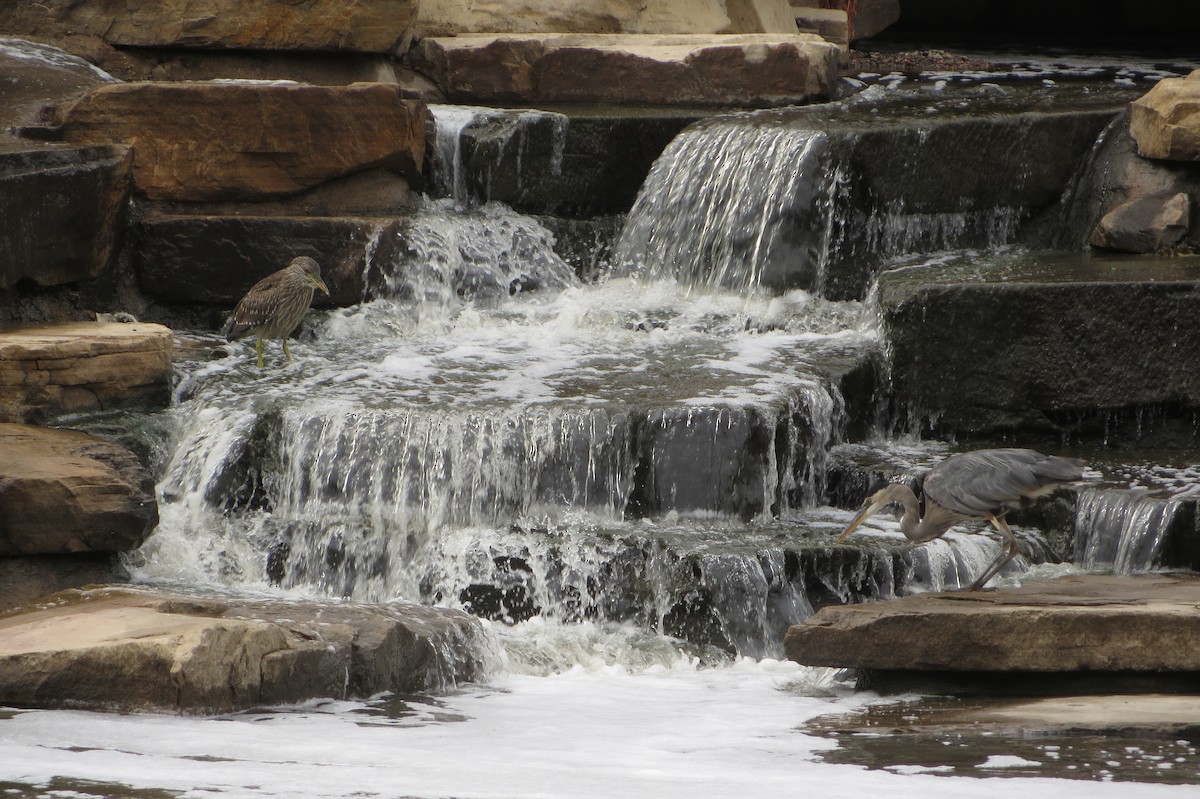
[[923, 448, 1084, 517], [223, 271, 288, 340]]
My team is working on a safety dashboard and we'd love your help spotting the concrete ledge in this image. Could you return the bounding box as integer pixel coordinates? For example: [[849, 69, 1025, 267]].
[[784, 574, 1200, 691]]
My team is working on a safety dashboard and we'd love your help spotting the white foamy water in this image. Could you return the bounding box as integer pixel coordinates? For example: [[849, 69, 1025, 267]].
[[0, 655, 1192, 799]]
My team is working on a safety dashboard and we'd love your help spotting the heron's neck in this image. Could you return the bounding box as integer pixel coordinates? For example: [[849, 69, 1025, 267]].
[[895, 487, 926, 542]]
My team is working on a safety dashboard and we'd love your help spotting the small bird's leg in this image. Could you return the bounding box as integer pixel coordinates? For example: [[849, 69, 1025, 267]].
[[255, 338, 265, 369], [283, 338, 292, 361], [967, 514, 1022, 590]]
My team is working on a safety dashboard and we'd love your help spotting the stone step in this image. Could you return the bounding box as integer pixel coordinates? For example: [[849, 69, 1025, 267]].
[[50, 81, 425, 202], [784, 573, 1200, 694], [0, 322, 172, 423], [879, 252, 1200, 445], [408, 33, 840, 107]]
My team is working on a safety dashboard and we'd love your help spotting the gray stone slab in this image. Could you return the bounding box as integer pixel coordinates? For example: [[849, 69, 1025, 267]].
[[785, 573, 1200, 674]]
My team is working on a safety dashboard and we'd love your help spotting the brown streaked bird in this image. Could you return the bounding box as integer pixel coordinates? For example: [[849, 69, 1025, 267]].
[[223, 255, 330, 368], [836, 448, 1085, 590]]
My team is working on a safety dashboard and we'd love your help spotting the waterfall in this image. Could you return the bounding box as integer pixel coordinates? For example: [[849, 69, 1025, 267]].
[[613, 120, 839, 294], [1073, 488, 1181, 573]]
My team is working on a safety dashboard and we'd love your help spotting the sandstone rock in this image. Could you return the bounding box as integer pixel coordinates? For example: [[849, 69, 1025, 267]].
[[1129, 70, 1200, 161], [0, 586, 492, 712], [409, 33, 839, 107], [0, 37, 117, 131], [0, 423, 157, 557], [412, 0, 797, 38], [784, 573, 1200, 673], [53, 81, 425, 202], [1089, 192, 1191, 253], [0, 142, 132, 290], [0, 322, 172, 423], [136, 214, 400, 308], [0, 1, 416, 54]]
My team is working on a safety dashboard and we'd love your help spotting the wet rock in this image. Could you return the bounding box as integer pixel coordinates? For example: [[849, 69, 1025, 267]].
[[136, 213, 400, 308], [0, 423, 157, 557], [0, 1, 417, 54], [0, 322, 172, 423], [0, 37, 117, 131], [0, 142, 132, 290], [1089, 192, 1191, 253], [879, 255, 1200, 443], [1129, 69, 1200, 162], [52, 81, 425, 202], [0, 553, 128, 609], [784, 573, 1200, 693], [0, 585, 490, 712], [450, 109, 704, 216], [409, 33, 840, 107]]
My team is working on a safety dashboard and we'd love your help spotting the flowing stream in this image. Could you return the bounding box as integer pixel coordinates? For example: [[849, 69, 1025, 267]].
[[4, 73, 1199, 796]]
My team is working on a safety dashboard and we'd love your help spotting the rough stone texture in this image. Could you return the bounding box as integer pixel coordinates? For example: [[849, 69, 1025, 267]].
[[449, 108, 703, 216], [0, 322, 172, 423], [0, 37, 117, 131], [785, 573, 1200, 673], [0, 1, 417, 54], [0, 553, 128, 610], [0, 142, 132, 290], [879, 256, 1200, 443], [409, 33, 839, 107], [53, 81, 425, 202], [136, 214, 400, 309], [1129, 70, 1200, 162], [412, 0, 798, 37], [0, 586, 492, 712], [0, 423, 157, 557], [1089, 192, 1191, 253]]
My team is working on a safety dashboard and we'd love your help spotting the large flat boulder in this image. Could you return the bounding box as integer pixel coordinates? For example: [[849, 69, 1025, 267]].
[[1129, 69, 1200, 161], [0, 322, 172, 423], [0, 423, 157, 557], [0, 142, 131, 290], [784, 574, 1200, 692], [0, 586, 491, 712], [410, 33, 839, 107], [0, 1, 416, 54], [52, 81, 425, 202]]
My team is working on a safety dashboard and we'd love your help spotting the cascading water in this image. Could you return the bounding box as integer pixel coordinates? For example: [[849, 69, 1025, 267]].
[[1073, 488, 1182, 573]]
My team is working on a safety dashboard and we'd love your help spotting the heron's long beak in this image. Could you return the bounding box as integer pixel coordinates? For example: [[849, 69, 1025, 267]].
[[310, 275, 330, 295], [835, 500, 887, 543]]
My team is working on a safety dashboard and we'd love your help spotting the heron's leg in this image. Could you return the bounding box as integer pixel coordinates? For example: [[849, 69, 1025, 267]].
[[967, 514, 1022, 590], [255, 338, 265, 369], [283, 337, 292, 361]]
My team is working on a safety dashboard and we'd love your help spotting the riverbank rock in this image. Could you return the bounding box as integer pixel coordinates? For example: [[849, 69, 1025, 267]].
[[1089, 192, 1191, 253], [784, 573, 1200, 695], [0, 586, 493, 712], [409, 33, 839, 107], [52, 81, 425, 202], [0, 1, 416, 54], [1129, 69, 1200, 162], [0, 423, 157, 558], [0, 322, 172, 423], [0, 142, 132, 290]]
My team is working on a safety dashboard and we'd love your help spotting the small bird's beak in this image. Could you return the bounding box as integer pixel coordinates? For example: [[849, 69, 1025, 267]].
[[835, 499, 887, 543], [311, 275, 330, 295]]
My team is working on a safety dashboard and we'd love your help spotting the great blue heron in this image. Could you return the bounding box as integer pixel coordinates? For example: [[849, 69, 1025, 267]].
[[224, 255, 330, 368], [837, 448, 1085, 590]]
